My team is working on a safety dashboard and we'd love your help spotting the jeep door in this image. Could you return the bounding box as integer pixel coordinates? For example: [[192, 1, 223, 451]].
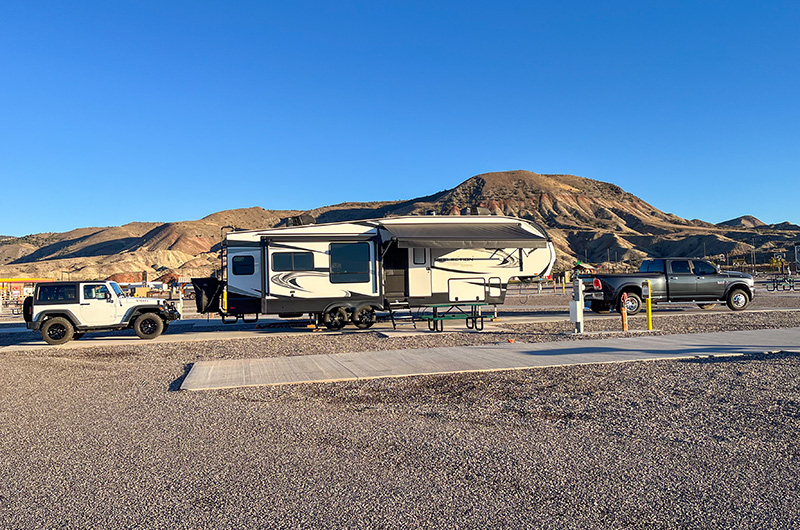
[[667, 260, 695, 299], [79, 284, 118, 325]]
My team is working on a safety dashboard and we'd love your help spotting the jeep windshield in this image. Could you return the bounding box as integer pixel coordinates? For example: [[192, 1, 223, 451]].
[[109, 282, 125, 297]]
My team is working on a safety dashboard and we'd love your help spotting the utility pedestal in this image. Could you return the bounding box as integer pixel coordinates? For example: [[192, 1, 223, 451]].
[[643, 280, 653, 331], [569, 278, 585, 334]]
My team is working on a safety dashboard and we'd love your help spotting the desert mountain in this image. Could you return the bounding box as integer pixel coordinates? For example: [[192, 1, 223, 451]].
[[1, 170, 797, 280], [717, 215, 766, 229]]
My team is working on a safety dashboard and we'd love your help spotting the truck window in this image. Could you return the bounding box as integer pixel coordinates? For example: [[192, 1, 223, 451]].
[[670, 260, 691, 274], [272, 252, 314, 272], [692, 261, 716, 275], [330, 243, 370, 283], [232, 255, 255, 275], [641, 260, 665, 273]]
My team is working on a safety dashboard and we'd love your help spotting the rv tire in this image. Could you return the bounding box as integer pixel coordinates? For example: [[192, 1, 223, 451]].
[[324, 307, 348, 331], [352, 305, 376, 329]]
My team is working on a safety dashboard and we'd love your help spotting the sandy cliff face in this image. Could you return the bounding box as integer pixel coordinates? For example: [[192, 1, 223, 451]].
[[1, 170, 797, 280]]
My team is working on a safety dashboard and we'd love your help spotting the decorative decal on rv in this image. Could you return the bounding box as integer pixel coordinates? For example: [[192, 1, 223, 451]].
[[271, 271, 329, 291], [489, 249, 519, 268], [431, 265, 491, 275]]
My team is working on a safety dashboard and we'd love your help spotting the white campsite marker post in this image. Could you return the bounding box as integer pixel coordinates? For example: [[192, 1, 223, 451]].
[[570, 277, 585, 334]]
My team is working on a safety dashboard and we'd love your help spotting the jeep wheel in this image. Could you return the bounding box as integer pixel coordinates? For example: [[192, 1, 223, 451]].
[[41, 317, 74, 345], [726, 289, 749, 311], [134, 313, 165, 339]]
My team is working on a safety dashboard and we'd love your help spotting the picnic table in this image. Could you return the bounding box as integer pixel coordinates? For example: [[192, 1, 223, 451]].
[[417, 303, 487, 332]]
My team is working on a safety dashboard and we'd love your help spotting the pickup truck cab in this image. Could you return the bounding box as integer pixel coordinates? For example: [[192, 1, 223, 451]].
[[581, 258, 755, 315], [23, 280, 181, 345]]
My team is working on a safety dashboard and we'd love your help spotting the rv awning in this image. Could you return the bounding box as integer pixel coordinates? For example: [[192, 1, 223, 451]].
[[383, 223, 550, 249]]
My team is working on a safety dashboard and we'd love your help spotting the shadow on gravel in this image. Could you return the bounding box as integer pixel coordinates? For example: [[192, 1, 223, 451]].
[[678, 350, 799, 364], [169, 363, 194, 392]]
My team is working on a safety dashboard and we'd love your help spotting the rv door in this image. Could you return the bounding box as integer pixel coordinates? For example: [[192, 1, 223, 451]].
[[408, 247, 432, 297]]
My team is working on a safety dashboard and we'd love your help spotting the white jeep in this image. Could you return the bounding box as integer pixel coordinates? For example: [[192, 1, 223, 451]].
[[23, 281, 181, 345]]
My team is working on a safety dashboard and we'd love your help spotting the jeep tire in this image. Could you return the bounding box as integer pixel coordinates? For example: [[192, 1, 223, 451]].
[[134, 313, 165, 339], [41, 317, 74, 345]]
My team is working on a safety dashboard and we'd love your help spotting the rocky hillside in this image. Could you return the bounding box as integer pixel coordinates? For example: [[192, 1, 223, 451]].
[[1, 170, 797, 280]]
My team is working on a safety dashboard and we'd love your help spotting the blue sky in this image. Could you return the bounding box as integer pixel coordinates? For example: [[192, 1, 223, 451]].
[[1, 1, 798, 236]]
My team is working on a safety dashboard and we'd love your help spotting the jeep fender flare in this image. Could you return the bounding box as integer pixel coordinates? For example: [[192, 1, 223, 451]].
[[122, 306, 166, 326], [33, 310, 80, 330]]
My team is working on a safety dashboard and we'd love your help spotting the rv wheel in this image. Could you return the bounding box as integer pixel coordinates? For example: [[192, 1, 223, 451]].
[[324, 307, 348, 331], [352, 305, 376, 329]]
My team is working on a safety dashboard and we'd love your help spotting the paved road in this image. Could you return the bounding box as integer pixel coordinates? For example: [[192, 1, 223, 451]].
[[181, 327, 800, 390]]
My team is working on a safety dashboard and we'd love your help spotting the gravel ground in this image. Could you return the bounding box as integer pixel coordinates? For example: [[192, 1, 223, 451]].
[[1, 298, 800, 528]]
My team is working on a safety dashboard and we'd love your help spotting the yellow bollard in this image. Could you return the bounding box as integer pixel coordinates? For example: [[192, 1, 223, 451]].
[[646, 280, 653, 331]]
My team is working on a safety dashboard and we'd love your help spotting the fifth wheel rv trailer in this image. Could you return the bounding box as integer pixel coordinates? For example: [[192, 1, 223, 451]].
[[192, 215, 556, 330]]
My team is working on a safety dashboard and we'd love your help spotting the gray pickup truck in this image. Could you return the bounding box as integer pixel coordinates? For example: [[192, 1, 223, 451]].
[[581, 258, 755, 315]]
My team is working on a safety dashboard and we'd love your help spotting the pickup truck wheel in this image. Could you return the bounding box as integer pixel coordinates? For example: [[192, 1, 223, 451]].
[[697, 303, 716, 310], [590, 302, 611, 314], [41, 317, 74, 345], [134, 313, 165, 339], [726, 289, 749, 311], [618, 292, 642, 315]]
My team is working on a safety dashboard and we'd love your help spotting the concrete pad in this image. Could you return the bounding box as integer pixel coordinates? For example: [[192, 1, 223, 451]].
[[180, 327, 800, 391]]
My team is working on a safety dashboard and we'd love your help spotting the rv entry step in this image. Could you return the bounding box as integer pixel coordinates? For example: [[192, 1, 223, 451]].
[[388, 301, 416, 330]]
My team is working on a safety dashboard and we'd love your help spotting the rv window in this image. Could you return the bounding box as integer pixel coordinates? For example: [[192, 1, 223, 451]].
[[413, 248, 426, 265], [232, 255, 255, 275], [272, 252, 314, 272], [330, 243, 370, 283]]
